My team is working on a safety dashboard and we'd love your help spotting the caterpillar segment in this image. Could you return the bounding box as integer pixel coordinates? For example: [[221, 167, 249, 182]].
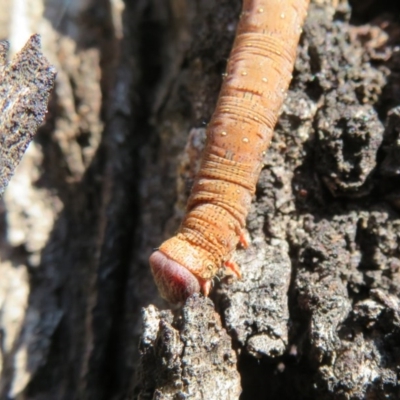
[[150, 0, 310, 303]]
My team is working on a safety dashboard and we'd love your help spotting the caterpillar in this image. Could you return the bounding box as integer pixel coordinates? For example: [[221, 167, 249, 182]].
[[150, 0, 310, 303]]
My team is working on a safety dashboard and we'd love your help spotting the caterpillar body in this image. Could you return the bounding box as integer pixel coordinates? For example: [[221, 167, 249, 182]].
[[150, 0, 310, 303]]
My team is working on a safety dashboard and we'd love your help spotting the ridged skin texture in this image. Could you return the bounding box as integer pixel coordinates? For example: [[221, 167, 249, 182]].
[[150, 0, 310, 303]]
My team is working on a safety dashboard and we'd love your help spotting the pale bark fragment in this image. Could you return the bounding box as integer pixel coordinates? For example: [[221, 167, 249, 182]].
[[134, 296, 241, 400]]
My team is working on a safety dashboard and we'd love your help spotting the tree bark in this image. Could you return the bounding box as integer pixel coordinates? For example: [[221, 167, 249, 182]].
[[0, 0, 400, 399]]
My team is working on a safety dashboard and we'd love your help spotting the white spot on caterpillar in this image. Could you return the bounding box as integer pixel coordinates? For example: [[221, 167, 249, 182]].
[[258, 8, 264, 13], [241, 71, 248, 76], [221, 131, 227, 136], [242, 137, 249, 143], [280, 13, 285, 19], [262, 77, 268, 82]]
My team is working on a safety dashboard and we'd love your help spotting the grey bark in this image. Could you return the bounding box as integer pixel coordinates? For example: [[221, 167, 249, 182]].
[[0, 35, 55, 196], [0, 0, 400, 399]]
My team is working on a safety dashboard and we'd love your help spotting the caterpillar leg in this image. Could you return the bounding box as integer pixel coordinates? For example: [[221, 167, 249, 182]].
[[224, 260, 242, 279], [201, 279, 212, 297], [239, 230, 250, 248]]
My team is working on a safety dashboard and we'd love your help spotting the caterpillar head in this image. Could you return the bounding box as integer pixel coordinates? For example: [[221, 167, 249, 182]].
[[149, 250, 201, 304]]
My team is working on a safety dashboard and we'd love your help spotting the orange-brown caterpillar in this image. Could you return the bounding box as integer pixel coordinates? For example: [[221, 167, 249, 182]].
[[150, 0, 310, 303]]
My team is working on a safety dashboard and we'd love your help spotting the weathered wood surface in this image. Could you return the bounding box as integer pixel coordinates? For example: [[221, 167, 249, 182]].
[[0, 35, 55, 196], [0, 0, 399, 399]]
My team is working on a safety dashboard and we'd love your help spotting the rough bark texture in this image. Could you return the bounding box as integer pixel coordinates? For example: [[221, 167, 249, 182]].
[[0, 0, 400, 399], [0, 35, 56, 196], [134, 295, 241, 399]]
